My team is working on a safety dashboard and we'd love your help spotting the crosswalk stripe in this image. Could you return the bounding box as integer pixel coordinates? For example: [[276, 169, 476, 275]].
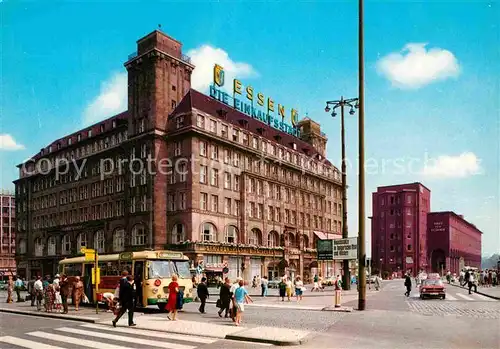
[[54, 327, 196, 349], [0, 336, 67, 349], [27, 331, 134, 349], [455, 293, 474, 301], [472, 293, 492, 301], [445, 294, 457, 301], [81, 324, 216, 344]]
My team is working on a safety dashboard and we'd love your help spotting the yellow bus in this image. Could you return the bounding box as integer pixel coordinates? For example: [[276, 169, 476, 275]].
[[58, 250, 194, 309]]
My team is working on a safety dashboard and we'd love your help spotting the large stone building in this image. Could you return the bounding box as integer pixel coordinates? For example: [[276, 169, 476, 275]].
[[14, 29, 343, 282], [0, 192, 16, 279], [371, 182, 431, 276]]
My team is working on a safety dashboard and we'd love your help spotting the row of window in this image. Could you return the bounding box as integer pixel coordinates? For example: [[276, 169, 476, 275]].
[[194, 114, 338, 180]]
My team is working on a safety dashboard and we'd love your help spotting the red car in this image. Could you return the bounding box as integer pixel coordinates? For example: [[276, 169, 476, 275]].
[[420, 278, 446, 299]]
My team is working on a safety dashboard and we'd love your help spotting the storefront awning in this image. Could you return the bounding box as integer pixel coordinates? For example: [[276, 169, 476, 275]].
[[314, 231, 342, 240]]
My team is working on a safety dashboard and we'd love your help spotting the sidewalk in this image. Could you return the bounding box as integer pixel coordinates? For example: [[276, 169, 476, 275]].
[[448, 282, 500, 300]]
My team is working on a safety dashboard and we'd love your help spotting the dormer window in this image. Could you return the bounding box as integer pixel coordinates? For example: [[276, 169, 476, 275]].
[[217, 109, 228, 119], [112, 120, 117, 128], [291, 142, 297, 150], [77, 134, 81, 142], [49, 146, 52, 153], [57, 143, 61, 150], [274, 135, 281, 142], [68, 138, 72, 146], [88, 130, 92, 138], [100, 125, 104, 133]]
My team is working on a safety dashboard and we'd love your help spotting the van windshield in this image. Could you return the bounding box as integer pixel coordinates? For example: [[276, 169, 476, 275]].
[[148, 260, 191, 279]]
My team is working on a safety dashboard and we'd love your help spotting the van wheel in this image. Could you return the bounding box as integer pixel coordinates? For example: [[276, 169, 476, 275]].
[[441, 295, 446, 300]]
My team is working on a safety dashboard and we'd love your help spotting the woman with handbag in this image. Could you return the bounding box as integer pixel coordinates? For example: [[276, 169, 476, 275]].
[[217, 277, 231, 318], [165, 274, 179, 320]]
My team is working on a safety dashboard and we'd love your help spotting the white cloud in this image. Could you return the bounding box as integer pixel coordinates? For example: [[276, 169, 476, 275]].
[[83, 72, 127, 126], [377, 43, 460, 89], [423, 152, 482, 178], [0, 134, 24, 151], [187, 45, 257, 92]]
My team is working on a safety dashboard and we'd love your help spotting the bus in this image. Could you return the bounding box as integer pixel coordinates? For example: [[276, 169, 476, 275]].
[[58, 250, 194, 310]]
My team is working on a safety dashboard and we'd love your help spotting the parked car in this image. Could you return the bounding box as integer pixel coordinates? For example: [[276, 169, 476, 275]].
[[420, 278, 446, 299], [321, 277, 336, 287]]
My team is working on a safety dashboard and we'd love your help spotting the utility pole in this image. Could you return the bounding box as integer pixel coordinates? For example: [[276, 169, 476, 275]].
[[324, 97, 358, 291]]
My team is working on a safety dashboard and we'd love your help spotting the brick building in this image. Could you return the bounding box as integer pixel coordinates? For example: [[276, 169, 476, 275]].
[[0, 192, 16, 279], [14, 29, 343, 281], [370, 182, 431, 276], [427, 212, 482, 275]]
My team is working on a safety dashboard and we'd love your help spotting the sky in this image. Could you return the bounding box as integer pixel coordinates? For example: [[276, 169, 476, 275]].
[[1, 1, 499, 256]]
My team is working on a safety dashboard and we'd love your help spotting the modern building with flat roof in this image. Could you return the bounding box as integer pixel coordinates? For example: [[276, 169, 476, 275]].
[[0, 192, 16, 279], [14, 29, 344, 282]]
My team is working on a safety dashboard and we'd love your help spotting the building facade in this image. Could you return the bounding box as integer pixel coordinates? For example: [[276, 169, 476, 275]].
[[427, 212, 482, 275], [0, 192, 16, 279], [371, 183, 431, 276], [15, 29, 343, 281]]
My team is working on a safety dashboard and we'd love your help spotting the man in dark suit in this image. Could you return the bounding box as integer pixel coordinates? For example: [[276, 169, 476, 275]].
[[197, 277, 209, 314], [112, 275, 136, 327]]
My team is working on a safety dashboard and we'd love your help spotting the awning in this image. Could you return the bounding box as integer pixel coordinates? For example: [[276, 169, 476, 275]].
[[314, 231, 342, 240]]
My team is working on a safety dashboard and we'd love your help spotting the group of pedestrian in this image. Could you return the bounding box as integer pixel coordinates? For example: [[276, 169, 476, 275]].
[[215, 277, 253, 326], [25, 274, 83, 313], [277, 276, 305, 302], [5, 275, 25, 304]]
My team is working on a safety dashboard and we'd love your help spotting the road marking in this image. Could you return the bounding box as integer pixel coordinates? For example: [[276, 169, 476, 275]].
[[455, 293, 474, 301], [473, 293, 493, 301], [28, 331, 134, 349], [445, 294, 457, 301], [54, 327, 196, 349], [0, 336, 67, 349], [81, 323, 216, 344]]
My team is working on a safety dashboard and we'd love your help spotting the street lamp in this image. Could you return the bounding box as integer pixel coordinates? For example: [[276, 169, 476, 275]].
[[324, 96, 358, 291]]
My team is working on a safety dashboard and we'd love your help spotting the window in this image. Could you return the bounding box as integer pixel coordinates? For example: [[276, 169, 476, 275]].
[[18, 239, 27, 254], [234, 200, 240, 216], [202, 222, 216, 241], [197, 114, 205, 128], [223, 149, 230, 164], [113, 228, 125, 252], [407, 244, 412, 251], [211, 145, 218, 160], [179, 193, 186, 210], [176, 116, 184, 129], [168, 194, 176, 211], [88, 130, 92, 137], [225, 225, 238, 243], [174, 141, 181, 156], [267, 231, 279, 247], [210, 169, 219, 186], [94, 230, 105, 253], [249, 228, 262, 245], [172, 224, 185, 243], [34, 238, 44, 256], [268, 206, 274, 221], [179, 163, 187, 182], [138, 119, 145, 133], [252, 137, 259, 149], [249, 202, 255, 217], [232, 129, 239, 142], [224, 172, 231, 189], [224, 198, 231, 214], [131, 224, 146, 246], [199, 141, 207, 156], [210, 119, 217, 133], [171, 99, 177, 109], [200, 193, 208, 210], [222, 124, 228, 138], [77, 233, 87, 249], [211, 195, 219, 212], [200, 165, 207, 183], [47, 236, 56, 256]]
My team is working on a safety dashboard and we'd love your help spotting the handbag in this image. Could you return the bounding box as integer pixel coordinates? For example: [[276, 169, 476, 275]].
[[216, 298, 222, 308]]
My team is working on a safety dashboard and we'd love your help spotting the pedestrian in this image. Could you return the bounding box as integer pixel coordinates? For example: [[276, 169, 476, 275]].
[[312, 274, 320, 292], [404, 272, 412, 297], [446, 270, 451, 284], [197, 277, 209, 314], [42, 276, 51, 311], [72, 276, 84, 311], [102, 292, 116, 313], [285, 277, 293, 302], [261, 276, 268, 297], [463, 270, 470, 287], [14, 276, 24, 302], [165, 274, 179, 321], [52, 274, 61, 311], [278, 277, 286, 301], [468, 273, 477, 294], [27, 277, 36, 306], [374, 274, 381, 291], [217, 277, 231, 318], [229, 277, 242, 321], [295, 276, 304, 302], [33, 276, 44, 311], [112, 275, 136, 327], [59, 274, 71, 314], [233, 279, 252, 326], [6, 275, 13, 303], [45, 283, 56, 312]]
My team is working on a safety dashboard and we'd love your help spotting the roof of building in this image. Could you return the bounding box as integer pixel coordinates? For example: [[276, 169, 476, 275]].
[[173, 89, 333, 166], [428, 211, 483, 234], [375, 182, 431, 193]]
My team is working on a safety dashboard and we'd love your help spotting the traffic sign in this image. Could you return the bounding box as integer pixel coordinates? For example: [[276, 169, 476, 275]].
[[91, 267, 101, 285], [85, 252, 95, 262], [81, 248, 95, 254]]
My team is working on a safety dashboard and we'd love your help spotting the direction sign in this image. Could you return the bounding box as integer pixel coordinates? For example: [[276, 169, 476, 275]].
[[332, 237, 358, 260], [85, 252, 95, 262], [317, 239, 333, 261], [81, 248, 95, 254]]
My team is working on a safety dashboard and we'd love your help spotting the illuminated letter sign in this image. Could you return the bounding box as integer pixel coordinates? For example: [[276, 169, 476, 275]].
[[214, 64, 225, 87]]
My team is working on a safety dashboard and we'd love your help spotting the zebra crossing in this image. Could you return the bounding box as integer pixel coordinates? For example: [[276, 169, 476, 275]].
[[408, 292, 495, 302], [0, 323, 219, 349]]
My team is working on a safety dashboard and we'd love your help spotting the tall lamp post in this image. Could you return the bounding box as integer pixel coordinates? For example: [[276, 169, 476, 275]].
[[324, 97, 358, 291]]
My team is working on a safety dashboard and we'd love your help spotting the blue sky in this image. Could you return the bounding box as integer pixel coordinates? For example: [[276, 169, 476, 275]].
[[1, 1, 498, 256]]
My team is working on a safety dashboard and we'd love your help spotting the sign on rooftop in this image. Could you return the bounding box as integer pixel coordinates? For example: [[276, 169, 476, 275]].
[[210, 64, 301, 138]]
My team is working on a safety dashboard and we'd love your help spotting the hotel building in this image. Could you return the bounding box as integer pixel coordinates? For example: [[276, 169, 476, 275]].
[[14, 29, 343, 281]]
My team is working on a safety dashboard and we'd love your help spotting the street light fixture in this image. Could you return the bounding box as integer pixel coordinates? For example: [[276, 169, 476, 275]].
[[324, 96, 358, 291]]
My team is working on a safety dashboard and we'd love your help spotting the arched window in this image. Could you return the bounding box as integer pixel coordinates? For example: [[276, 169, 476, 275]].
[[132, 224, 146, 246], [113, 228, 125, 252], [248, 228, 262, 245], [303, 234, 310, 249], [47, 236, 56, 256], [225, 225, 238, 243], [77, 233, 87, 249], [94, 230, 105, 253], [34, 237, 44, 256], [201, 223, 216, 242], [172, 224, 185, 244], [62, 235, 71, 255], [287, 233, 295, 248], [267, 231, 279, 247], [18, 239, 27, 254]]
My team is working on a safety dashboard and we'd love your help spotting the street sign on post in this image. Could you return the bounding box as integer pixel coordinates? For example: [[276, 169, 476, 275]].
[[332, 238, 358, 260], [91, 267, 101, 285], [317, 240, 334, 261]]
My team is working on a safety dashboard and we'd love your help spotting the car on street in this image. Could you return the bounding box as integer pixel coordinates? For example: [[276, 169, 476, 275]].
[[419, 278, 446, 299], [321, 277, 336, 287]]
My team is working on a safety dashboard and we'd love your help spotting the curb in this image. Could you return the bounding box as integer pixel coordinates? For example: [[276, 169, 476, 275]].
[[447, 283, 500, 300], [321, 306, 353, 312], [0, 308, 98, 323], [225, 333, 304, 346]]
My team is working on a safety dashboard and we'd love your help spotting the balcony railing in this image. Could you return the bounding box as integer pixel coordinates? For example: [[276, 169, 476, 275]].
[[181, 54, 192, 65]]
